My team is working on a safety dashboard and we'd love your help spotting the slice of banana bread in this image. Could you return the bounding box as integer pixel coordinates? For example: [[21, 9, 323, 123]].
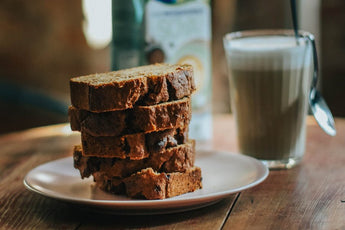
[[69, 97, 191, 136], [70, 64, 195, 112], [93, 166, 202, 200], [81, 127, 188, 159], [74, 140, 195, 179]]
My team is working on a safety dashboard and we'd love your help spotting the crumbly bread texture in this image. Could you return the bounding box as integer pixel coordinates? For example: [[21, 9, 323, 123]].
[[81, 127, 188, 159], [70, 64, 195, 112], [93, 166, 202, 200], [69, 97, 191, 136], [74, 140, 195, 179]]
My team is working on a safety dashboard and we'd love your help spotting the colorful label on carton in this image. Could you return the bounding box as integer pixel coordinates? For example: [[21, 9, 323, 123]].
[[145, 0, 212, 140]]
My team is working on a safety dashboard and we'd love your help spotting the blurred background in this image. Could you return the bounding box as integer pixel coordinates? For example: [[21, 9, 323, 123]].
[[0, 0, 344, 134]]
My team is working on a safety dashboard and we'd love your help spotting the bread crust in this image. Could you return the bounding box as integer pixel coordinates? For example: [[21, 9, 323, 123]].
[[81, 127, 188, 159], [93, 166, 202, 200], [70, 64, 195, 112], [73, 140, 195, 179], [69, 97, 191, 136]]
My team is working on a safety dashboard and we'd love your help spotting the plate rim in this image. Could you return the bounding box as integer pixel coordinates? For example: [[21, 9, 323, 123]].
[[23, 150, 269, 212]]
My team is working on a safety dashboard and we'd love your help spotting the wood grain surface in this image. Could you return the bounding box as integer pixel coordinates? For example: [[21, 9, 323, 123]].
[[216, 116, 345, 230], [0, 116, 344, 229]]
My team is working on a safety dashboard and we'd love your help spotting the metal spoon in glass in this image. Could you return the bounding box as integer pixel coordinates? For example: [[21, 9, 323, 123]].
[[306, 34, 336, 136], [290, 0, 336, 136]]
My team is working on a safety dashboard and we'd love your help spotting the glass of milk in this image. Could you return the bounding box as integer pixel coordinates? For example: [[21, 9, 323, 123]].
[[223, 30, 313, 169]]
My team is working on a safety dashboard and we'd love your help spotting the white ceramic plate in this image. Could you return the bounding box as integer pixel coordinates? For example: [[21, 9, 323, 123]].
[[24, 150, 269, 215]]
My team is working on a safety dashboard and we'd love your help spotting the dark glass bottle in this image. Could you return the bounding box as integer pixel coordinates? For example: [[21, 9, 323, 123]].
[[111, 0, 146, 70]]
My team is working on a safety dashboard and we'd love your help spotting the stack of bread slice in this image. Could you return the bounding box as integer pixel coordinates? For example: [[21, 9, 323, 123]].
[[69, 64, 202, 199]]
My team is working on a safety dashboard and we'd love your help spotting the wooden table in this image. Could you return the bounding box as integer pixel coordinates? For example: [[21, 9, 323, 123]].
[[0, 115, 344, 229]]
